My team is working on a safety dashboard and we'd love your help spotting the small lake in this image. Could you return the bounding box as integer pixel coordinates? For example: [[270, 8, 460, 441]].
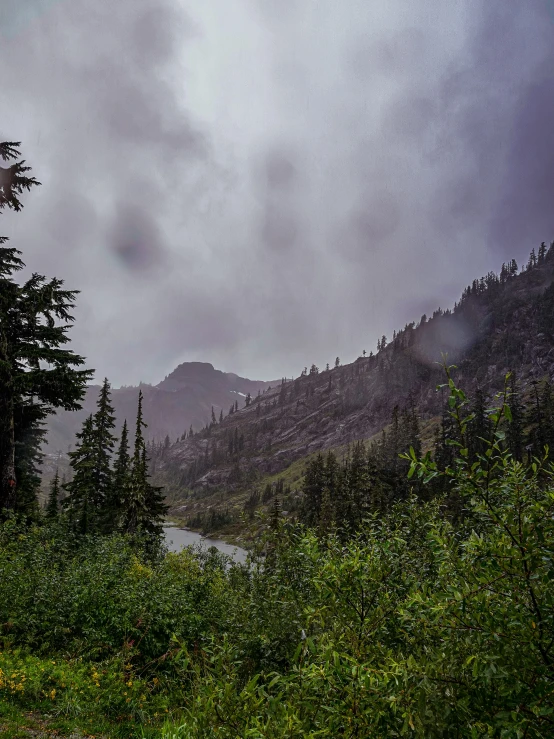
[[163, 525, 248, 564]]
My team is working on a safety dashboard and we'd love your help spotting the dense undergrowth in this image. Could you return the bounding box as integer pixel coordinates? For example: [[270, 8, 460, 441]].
[[2, 378, 554, 737]]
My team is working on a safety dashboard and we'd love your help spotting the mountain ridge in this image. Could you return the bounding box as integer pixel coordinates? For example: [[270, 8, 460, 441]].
[[151, 243, 554, 528], [44, 362, 277, 456]]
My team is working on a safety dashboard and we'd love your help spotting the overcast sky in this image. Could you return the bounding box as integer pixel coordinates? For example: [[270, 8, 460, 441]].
[[1, 0, 553, 385]]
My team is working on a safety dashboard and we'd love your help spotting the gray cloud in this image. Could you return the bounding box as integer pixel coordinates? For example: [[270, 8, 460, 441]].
[[0, 0, 553, 385], [109, 202, 168, 274]]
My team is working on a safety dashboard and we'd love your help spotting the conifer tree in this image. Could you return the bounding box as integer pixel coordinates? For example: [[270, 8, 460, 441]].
[[468, 388, 491, 462], [0, 141, 40, 210], [406, 394, 422, 459], [121, 391, 147, 535], [269, 494, 281, 532], [108, 419, 130, 530], [342, 441, 369, 532], [507, 372, 525, 462], [140, 445, 167, 544], [302, 453, 326, 526], [526, 381, 545, 457], [434, 405, 456, 473], [387, 405, 401, 472], [91, 378, 116, 516], [0, 142, 91, 515], [541, 382, 553, 460], [120, 391, 167, 544], [318, 485, 335, 536], [63, 415, 97, 534], [45, 469, 60, 520]]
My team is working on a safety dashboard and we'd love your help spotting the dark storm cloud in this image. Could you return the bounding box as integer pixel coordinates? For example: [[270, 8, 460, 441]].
[[430, 1, 554, 259], [109, 202, 168, 274], [490, 74, 554, 252], [0, 0, 553, 385]]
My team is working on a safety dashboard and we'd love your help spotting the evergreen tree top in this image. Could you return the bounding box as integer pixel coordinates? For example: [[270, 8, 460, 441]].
[[45, 469, 60, 519], [0, 141, 41, 212], [0, 237, 24, 277]]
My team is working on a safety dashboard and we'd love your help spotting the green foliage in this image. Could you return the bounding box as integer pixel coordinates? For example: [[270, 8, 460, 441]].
[[45, 469, 60, 520], [155, 375, 554, 738], [63, 414, 97, 534], [0, 141, 91, 515], [0, 521, 232, 663], [120, 390, 168, 545], [2, 261, 554, 739], [63, 386, 168, 547]]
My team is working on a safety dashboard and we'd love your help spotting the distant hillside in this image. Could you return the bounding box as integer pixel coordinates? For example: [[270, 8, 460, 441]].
[[153, 243, 554, 531], [44, 362, 276, 457]]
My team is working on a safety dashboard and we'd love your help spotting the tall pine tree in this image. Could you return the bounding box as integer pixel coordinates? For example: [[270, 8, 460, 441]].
[[121, 391, 167, 544], [45, 469, 60, 520], [0, 142, 91, 515], [63, 415, 97, 534], [109, 419, 130, 529], [92, 378, 116, 525]]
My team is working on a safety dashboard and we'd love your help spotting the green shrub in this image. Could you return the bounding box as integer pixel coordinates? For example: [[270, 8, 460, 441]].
[[3, 376, 554, 737], [0, 524, 234, 664]]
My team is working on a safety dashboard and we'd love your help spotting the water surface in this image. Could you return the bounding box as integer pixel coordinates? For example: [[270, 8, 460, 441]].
[[163, 525, 247, 564]]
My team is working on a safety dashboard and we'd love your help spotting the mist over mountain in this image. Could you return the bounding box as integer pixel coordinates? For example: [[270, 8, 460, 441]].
[[147, 244, 554, 527], [44, 362, 275, 455]]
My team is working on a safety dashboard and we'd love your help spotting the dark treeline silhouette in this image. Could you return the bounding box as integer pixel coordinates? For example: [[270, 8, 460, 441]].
[[0, 141, 166, 548]]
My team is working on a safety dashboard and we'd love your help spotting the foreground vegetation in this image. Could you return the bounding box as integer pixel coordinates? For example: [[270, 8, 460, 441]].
[[3, 142, 554, 737], [2, 377, 554, 737]]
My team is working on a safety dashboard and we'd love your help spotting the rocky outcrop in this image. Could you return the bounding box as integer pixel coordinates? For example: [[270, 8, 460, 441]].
[[158, 256, 554, 503]]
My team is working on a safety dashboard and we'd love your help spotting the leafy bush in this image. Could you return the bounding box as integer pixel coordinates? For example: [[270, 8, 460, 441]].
[[156, 376, 554, 738], [0, 524, 234, 663], [2, 375, 554, 737]]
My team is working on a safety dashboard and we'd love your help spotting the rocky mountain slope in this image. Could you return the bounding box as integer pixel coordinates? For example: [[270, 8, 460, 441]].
[[44, 362, 276, 455], [153, 244, 554, 529]]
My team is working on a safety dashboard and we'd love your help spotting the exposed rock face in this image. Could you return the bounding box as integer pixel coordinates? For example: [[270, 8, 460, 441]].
[[157, 256, 554, 502], [44, 362, 275, 453]]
